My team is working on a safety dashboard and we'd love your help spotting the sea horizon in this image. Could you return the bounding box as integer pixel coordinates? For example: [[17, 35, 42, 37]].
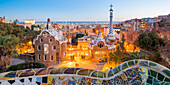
[[18, 21, 122, 24]]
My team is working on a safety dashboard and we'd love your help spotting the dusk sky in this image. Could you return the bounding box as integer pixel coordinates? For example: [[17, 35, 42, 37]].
[[0, 0, 170, 21]]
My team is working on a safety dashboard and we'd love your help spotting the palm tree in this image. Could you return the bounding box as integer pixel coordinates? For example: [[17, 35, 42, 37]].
[[0, 36, 19, 72]]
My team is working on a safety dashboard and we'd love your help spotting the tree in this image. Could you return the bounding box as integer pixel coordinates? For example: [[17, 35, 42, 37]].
[[148, 52, 162, 63], [7, 62, 46, 71], [137, 31, 165, 51], [121, 52, 147, 62], [0, 36, 20, 72], [120, 34, 126, 53], [0, 22, 41, 72], [13, 19, 19, 25], [76, 33, 84, 39], [109, 46, 124, 65], [0, 22, 25, 39], [25, 26, 30, 32]]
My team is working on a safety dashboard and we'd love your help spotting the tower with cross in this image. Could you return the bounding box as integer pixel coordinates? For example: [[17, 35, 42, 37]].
[[107, 4, 115, 41], [107, 4, 115, 39]]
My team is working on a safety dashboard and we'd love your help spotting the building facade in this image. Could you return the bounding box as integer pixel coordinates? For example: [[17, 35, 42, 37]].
[[33, 18, 67, 65]]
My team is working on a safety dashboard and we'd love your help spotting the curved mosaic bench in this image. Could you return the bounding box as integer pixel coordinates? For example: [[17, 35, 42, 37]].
[[0, 59, 169, 85]]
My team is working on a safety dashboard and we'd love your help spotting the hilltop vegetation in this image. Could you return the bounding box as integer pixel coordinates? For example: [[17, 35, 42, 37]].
[[0, 22, 40, 72]]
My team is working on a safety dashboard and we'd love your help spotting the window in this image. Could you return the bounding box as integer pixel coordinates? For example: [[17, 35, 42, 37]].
[[43, 32, 48, 37], [53, 46, 56, 50], [50, 55, 54, 61], [44, 55, 47, 61], [44, 44, 49, 54], [97, 42, 104, 48], [50, 39, 52, 42], [38, 54, 41, 61], [38, 46, 41, 50], [40, 39, 43, 43], [98, 44, 104, 48]]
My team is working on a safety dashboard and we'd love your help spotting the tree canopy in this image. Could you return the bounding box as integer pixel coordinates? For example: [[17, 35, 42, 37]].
[[0, 36, 20, 72], [0, 22, 40, 72], [137, 30, 165, 51], [7, 62, 46, 71]]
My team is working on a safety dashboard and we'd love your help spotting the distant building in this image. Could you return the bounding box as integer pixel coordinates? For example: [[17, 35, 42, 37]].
[[0, 16, 5, 22], [16, 23, 32, 29], [158, 15, 168, 19], [25, 20, 35, 24]]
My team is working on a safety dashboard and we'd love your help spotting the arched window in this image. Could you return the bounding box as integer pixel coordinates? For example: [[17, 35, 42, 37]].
[[38, 46, 41, 50], [98, 42, 104, 48], [44, 44, 49, 54], [50, 39, 53, 42], [40, 39, 43, 43], [53, 46, 56, 50], [50, 55, 54, 61], [37, 54, 41, 61], [44, 55, 47, 61]]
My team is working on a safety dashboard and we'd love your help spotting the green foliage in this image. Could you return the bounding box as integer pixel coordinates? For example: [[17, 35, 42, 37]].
[[7, 62, 46, 71], [71, 37, 78, 45], [109, 46, 126, 64], [0, 22, 40, 43], [121, 52, 147, 62], [24, 30, 40, 42], [148, 52, 162, 63], [31, 25, 40, 30], [0, 36, 20, 53], [0, 36, 20, 72], [0, 22, 41, 72], [13, 19, 19, 25], [76, 33, 84, 39], [25, 26, 30, 32], [109, 34, 127, 62], [0, 22, 25, 39], [137, 31, 165, 51], [71, 33, 84, 45], [120, 34, 126, 52]]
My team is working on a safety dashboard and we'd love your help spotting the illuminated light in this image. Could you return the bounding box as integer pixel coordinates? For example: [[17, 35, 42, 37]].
[[85, 54, 88, 55], [68, 62, 73, 66], [106, 67, 109, 70], [44, 47, 47, 52], [28, 41, 32, 45]]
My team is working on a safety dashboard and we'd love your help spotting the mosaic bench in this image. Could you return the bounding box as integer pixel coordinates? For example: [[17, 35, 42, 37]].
[[0, 59, 169, 85]]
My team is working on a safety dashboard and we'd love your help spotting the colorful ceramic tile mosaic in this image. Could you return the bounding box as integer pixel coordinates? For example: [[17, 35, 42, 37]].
[[0, 59, 169, 85]]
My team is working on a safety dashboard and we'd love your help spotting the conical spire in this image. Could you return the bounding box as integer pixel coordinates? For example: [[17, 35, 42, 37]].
[[96, 29, 103, 40]]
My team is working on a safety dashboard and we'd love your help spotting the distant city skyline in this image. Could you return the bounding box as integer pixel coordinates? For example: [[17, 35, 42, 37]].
[[0, 0, 170, 21]]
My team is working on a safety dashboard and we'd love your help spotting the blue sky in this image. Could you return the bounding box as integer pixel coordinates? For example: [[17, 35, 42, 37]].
[[0, 0, 170, 21]]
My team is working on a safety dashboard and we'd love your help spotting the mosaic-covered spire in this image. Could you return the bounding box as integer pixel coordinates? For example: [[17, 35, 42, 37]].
[[107, 4, 115, 40], [108, 4, 114, 35]]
